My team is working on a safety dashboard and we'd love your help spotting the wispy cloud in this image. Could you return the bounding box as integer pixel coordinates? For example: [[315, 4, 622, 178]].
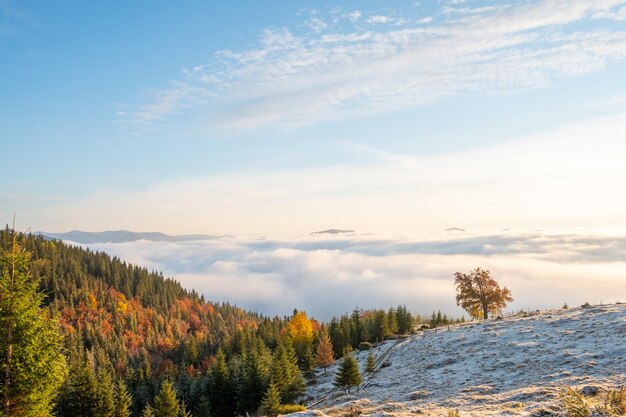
[[75, 229, 626, 319], [35, 113, 626, 236], [121, 0, 626, 132], [594, 5, 626, 20]]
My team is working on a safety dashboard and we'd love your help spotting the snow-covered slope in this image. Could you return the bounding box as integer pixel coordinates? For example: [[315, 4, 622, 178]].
[[303, 304, 625, 417]]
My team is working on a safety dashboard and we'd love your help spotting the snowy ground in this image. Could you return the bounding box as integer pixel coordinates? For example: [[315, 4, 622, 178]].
[[299, 303, 626, 417]]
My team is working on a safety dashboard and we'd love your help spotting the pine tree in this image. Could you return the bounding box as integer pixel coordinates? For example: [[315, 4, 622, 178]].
[[152, 380, 180, 417], [430, 311, 438, 327], [301, 346, 316, 380], [350, 307, 363, 347], [365, 351, 376, 374], [375, 310, 389, 341], [396, 305, 414, 334], [387, 308, 399, 335], [55, 357, 99, 417], [333, 353, 362, 393], [269, 341, 305, 404], [259, 382, 281, 417], [142, 405, 155, 417], [315, 329, 334, 374], [179, 401, 192, 417], [237, 340, 271, 414], [208, 349, 236, 417], [0, 231, 67, 416], [113, 378, 132, 417], [96, 369, 115, 417]]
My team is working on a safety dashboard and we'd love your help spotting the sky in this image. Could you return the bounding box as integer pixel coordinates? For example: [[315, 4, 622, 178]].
[[2, 0, 626, 317]]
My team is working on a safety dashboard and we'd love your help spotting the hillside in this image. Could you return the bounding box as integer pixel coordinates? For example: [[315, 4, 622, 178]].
[[0, 228, 281, 415], [305, 303, 626, 417]]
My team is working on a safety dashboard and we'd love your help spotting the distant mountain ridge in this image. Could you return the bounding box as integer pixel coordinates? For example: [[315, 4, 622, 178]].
[[311, 229, 355, 235], [37, 229, 222, 244]]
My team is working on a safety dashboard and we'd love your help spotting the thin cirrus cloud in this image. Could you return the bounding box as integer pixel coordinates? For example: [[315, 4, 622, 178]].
[[37, 112, 626, 236], [119, 0, 626, 132], [74, 229, 626, 320]]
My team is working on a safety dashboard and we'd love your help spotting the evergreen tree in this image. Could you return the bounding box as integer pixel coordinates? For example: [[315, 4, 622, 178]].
[[315, 329, 334, 374], [375, 310, 390, 341], [350, 307, 363, 347], [208, 349, 236, 417], [152, 380, 180, 417], [259, 382, 281, 417], [333, 354, 362, 393], [142, 405, 155, 417], [365, 351, 376, 374], [269, 341, 305, 404], [237, 340, 271, 414], [387, 308, 399, 335], [396, 305, 414, 334], [301, 346, 316, 380], [179, 401, 192, 417], [0, 231, 67, 416], [96, 369, 115, 417], [113, 379, 132, 417], [55, 357, 99, 417]]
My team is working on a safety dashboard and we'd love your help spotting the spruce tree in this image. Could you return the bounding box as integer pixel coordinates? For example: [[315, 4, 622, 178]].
[[301, 346, 316, 381], [376, 310, 389, 341], [396, 305, 414, 334], [259, 382, 281, 417], [113, 378, 132, 417], [0, 232, 67, 416], [179, 401, 192, 417], [152, 380, 180, 417], [315, 329, 334, 374], [237, 340, 271, 414], [387, 308, 399, 336], [350, 308, 362, 347], [269, 341, 304, 404], [208, 349, 236, 417], [333, 353, 362, 393], [55, 357, 99, 417], [142, 405, 155, 417], [365, 351, 376, 374], [96, 369, 115, 417]]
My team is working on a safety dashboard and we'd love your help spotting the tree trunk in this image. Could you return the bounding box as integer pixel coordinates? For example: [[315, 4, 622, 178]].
[[482, 304, 489, 320]]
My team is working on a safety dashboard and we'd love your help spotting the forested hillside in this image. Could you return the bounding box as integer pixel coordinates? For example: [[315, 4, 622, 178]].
[[0, 228, 420, 416]]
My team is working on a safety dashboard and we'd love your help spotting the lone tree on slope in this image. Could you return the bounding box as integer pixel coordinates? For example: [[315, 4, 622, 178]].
[[333, 353, 362, 393], [454, 267, 513, 320]]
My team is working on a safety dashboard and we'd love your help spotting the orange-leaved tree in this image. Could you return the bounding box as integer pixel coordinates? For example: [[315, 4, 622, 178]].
[[286, 311, 314, 359], [454, 267, 512, 320], [315, 328, 334, 373]]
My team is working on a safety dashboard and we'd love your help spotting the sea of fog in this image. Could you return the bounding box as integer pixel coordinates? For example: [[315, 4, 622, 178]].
[[68, 228, 626, 321]]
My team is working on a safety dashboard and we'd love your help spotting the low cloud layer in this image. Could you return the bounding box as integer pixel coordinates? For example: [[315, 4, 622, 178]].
[[74, 229, 626, 320]]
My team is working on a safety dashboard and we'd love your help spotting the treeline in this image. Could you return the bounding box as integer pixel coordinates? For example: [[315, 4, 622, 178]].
[[327, 306, 417, 357], [0, 228, 425, 416], [429, 310, 465, 328]]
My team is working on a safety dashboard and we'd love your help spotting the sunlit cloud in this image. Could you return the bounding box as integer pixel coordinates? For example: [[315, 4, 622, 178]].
[[120, 0, 626, 132], [72, 229, 626, 320], [34, 113, 626, 236]]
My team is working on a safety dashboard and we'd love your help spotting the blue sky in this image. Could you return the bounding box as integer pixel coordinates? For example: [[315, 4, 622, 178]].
[[3, 0, 626, 235]]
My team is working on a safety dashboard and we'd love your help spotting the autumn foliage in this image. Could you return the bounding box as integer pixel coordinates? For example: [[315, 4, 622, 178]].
[[454, 267, 513, 320]]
